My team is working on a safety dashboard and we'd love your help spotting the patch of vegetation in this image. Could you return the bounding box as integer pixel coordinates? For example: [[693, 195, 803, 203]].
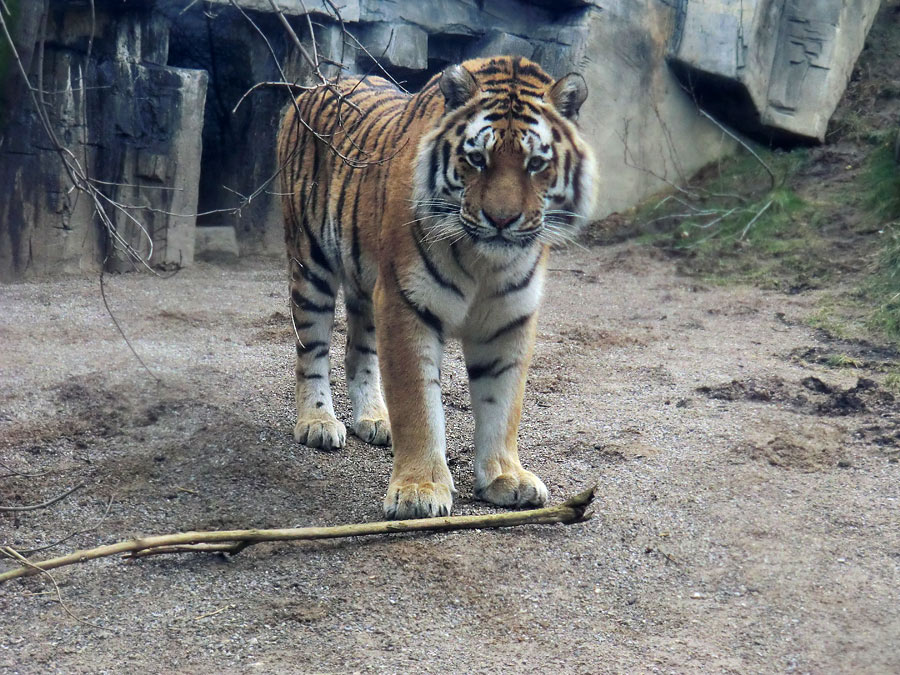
[[885, 369, 900, 394], [862, 143, 900, 223], [806, 302, 852, 339], [616, 2, 900, 347], [866, 225, 900, 342], [636, 148, 834, 291], [857, 141, 900, 344], [824, 353, 862, 369]]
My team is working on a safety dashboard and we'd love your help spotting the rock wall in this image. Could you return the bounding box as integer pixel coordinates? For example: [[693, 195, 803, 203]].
[[0, 0, 206, 280], [0, 0, 881, 279]]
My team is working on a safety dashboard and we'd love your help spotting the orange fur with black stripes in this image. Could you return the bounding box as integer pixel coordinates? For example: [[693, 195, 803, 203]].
[[277, 56, 596, 518]]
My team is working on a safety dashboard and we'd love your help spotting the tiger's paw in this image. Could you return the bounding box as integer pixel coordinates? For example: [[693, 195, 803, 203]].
[[352, 417, 392, 446], [294, 415, 346, 450], [475, 469, 549, 508], [383, 480, 453, 519]]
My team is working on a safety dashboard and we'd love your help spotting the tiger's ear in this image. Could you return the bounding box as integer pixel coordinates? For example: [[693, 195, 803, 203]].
[[549, 73, 588, 120], [440, 65, 479, 110]]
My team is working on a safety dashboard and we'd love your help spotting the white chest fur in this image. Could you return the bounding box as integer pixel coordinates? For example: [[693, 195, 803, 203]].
[[397, 238, 546, 340]]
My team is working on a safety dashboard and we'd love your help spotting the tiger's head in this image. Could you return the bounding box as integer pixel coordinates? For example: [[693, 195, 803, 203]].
[[414, 56, 597, 259]]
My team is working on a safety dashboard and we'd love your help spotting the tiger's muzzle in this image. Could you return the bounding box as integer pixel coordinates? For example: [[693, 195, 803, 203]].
[[459, 209, 542, 247]]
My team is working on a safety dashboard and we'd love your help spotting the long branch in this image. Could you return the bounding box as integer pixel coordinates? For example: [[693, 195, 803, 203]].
[[0, 487, 595, 584]]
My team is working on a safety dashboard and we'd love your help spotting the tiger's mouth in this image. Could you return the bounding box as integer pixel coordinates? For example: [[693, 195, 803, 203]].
[[458, 214, 541, 248]]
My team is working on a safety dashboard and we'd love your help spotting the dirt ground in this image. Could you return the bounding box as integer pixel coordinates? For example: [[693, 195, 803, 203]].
[[1, 241, 898, 673]]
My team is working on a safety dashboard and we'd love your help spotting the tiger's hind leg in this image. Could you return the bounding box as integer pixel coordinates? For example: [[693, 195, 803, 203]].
[[288, 257, 346, 450], [344, 293, 391, 446]]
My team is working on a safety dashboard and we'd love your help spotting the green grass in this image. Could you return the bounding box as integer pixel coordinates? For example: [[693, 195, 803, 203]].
[[626, 1, 900, 348], [885, 370, 900, 394], [861, 142, 900, 343], [863, 142, 900, 223], [825, 353, 862, 369], [632, 133, 900, 345], [638, 148, 831, 289], [806, 303, 852, 339]]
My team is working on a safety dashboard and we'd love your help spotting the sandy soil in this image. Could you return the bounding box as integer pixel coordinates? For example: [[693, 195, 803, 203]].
[[1, 243, 898, 673]]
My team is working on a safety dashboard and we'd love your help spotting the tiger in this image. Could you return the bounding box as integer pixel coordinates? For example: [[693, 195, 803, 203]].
[[276, 55, 596, 519]]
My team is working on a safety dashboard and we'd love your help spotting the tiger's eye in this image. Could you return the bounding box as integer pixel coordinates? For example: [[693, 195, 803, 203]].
[[527, 157, 548, 173], [467, 151, 486, 169]]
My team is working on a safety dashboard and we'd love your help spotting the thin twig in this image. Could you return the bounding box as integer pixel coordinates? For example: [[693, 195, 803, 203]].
[[740, 199, 773, 240], [180, 0, 202, 15], [0, 484, 84, 512], [0, 487, 596, 583], [99, 271, 159, 382], [698, 108, 776, 190], [1, 547, 109, 630], [15, 531, 84, 557], [696, 206, 742, 229], [195, 605, 231, 621], [232, 80, 317, 114], [269, 0, 325, 85], [619, 120, 701, 201], [0, 461, 50, 479], [12, 495, 115, 556]]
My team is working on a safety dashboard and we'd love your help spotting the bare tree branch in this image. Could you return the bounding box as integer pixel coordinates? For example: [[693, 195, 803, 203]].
[[0, 487, 596, 584]]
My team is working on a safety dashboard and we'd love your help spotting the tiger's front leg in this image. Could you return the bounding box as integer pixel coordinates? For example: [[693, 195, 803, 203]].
[[375, 274, 454, 519], [463, 312, 549, 508]]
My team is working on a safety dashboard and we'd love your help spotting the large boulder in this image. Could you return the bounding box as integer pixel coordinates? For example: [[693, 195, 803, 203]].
[[524, 2, 735, 220], [668, 0, 882, 143]]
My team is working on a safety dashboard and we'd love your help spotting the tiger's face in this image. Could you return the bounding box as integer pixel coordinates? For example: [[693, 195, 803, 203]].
[[414, 58, 596, 259]]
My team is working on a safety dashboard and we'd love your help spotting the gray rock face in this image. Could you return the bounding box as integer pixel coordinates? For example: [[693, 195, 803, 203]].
[[356, 22, 428, 71], [895, 126, 900, 164], [0, 1, 207, 280], [465, 30, 535, 61], [0, 42, 100, 281], [0, 0, 48, 131], [96, 63, 207, 272], [668, 0, 882, 143], [207, 0, 362, 22]]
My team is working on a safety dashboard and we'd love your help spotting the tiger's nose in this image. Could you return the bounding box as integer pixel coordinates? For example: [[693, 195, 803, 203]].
[[481, 209, 522, 230]]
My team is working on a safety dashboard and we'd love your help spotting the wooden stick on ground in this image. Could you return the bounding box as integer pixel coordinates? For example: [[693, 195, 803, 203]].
[[0, 486, 596, 584]]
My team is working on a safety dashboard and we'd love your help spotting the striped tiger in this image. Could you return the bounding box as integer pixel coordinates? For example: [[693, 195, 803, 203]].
[[277, 56, 596, 519]]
